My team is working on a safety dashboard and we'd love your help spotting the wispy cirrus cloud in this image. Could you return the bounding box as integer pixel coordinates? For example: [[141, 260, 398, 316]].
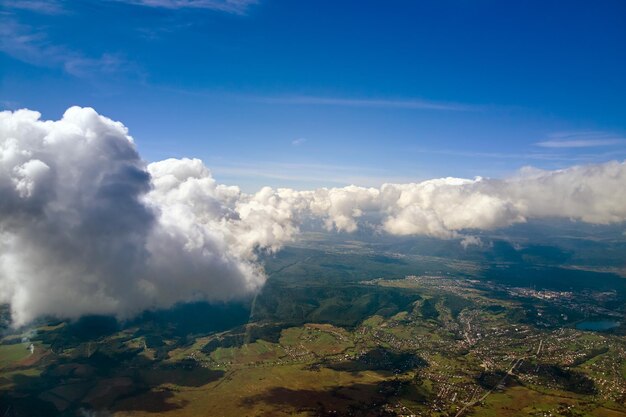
[[206, 161, 418, 190], [535, 131, 626, 148], [412, 147, 598, 162], [0, 18, 132, 78], [150, 88, 479, 112], [108, 0, 258, 14], [0, 100, 20, 110], [292, 137, 307, 146], [254, 95, 479, 112], [0, 0, 66, 15]]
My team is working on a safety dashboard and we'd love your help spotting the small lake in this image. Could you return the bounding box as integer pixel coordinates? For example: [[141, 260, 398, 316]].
[[575, 320, 621, 331]]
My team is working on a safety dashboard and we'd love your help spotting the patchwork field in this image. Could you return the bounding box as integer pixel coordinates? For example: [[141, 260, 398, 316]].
[[1, 240, 625, 416]]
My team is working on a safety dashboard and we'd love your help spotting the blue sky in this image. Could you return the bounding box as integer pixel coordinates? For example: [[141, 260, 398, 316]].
[[1, 0, 625, 190]]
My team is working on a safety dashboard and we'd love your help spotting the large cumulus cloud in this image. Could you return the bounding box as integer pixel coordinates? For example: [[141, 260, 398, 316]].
[[1, 107, 625, 326], [0, 107, 155, 326], [0, 107, 297, 326]]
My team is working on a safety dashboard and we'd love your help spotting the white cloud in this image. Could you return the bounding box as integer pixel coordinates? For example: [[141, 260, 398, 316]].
[[460, 236, 483, 249], [1, 107, 625, 326], [311, 162, 626, 238], [292, 137, 306, 146]]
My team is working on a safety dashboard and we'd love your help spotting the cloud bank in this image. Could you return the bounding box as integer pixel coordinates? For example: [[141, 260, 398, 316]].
[[1, 107, 625, 326]]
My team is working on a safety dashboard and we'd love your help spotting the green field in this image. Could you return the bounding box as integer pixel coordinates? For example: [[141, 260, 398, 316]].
[[1, 238, 625, 416]]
